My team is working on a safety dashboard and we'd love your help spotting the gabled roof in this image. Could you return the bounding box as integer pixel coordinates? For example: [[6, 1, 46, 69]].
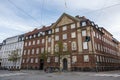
[[25, 26, 51, 37], [51, 13, 80, 28]]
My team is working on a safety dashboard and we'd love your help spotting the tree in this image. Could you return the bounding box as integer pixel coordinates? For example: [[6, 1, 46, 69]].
[[54, 41, 70, 71], [8, 49, 21, 70], [39, 50, 49, 70]]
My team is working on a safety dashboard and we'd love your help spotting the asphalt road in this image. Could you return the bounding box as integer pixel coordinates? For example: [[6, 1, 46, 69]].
[[0, 70, 120, 80]]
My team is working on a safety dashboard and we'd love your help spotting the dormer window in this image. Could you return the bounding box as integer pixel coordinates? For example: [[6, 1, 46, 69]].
[[81, 21, 87, 26], [33, 34, 36, 38], [22, 37, 24, 40], [91, 22, 95, 26], [48, 30, 51, 34], [29, 35, 32, 39], [38, 33, 41, 37]]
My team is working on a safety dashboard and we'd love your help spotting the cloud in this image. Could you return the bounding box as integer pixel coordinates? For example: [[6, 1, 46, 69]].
[[0, 0, 120, 42]]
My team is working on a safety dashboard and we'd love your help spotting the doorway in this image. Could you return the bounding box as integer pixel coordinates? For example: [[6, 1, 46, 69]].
[[63, 58, 68, 70], [39, 59, 44, 70]]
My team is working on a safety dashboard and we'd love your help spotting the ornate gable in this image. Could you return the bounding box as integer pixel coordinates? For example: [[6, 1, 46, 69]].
[[52, 13, 79, 28]]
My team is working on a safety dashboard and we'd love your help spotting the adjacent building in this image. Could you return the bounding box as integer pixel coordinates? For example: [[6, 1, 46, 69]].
[[0, 34, 24, 69]]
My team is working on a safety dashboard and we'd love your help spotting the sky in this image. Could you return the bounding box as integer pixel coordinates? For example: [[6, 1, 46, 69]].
[[0, 0, 120, 43]]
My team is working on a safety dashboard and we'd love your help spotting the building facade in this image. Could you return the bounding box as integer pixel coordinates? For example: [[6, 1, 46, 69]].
[[0, 35, 24, 69], [21, 27, 52, 70], [21, 13, 120, 71]]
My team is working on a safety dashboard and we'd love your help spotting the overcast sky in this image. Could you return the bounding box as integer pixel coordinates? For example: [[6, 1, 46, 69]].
[[0, 0, 120, 42]]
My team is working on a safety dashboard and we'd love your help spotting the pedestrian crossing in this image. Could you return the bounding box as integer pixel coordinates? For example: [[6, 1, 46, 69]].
[[0, 73, 26, 77], [92, 74, 120, 77]]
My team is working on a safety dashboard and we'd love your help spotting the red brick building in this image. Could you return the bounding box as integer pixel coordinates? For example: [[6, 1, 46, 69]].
[[21, 13, 120, 71]]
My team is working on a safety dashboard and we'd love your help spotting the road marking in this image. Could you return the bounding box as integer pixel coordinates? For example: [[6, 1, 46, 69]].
[[92, 74, 120, 77], [0, 73, 26, 77]]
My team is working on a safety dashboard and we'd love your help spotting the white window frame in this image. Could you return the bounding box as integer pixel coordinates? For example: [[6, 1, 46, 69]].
[[71, 24, 75, 29], [71, 32, 76, 38], [84, 55, 89, 62], [62, 26, 67, 31], [82, 30, 86, 36], [63, 34, 67, 40], [55, 28, 59, 32], [83, 42, 88, 49], [71, 42, 77, 50], [55, 35, 59, 41]]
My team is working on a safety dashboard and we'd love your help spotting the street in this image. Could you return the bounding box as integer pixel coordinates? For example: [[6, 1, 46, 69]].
[[0, 70, 120, 80]]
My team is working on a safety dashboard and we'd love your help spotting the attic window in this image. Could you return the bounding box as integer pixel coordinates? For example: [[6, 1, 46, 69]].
[[48, 30, 51, 34], [81, 21, 87, 26], [38, 33, 41, 37], [29, 35, 32, 39], [34, 34, 36, 38]]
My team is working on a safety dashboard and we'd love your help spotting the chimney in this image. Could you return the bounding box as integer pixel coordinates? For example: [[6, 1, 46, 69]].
[[75, 15, 80, 19]]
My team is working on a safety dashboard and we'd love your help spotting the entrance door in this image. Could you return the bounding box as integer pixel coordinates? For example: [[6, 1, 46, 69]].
[[39, 59, 44, 70], [63, 58, 68, 70]]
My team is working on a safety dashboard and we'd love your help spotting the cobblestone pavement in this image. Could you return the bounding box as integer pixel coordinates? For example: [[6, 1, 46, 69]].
[[0, 70, 120, 80]]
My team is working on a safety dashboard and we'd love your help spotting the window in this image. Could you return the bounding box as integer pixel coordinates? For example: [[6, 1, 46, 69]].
[[28, 49, 30, 55], [35, 58, 38, 63], [55, 57, 58, 62], [48, 47, 51, 52], [97, 56, 99, 62], [82, 30, 86, 36], [48, 30, 52, 34], [36, 48, 39, 54], [81, 21, 86, 26], [71, 32, 76, 38], [63, 34, 67, 40], [37, 40, 40, 44], [47, 57, 50, 63], [33, 34, 36, 38], [38, 33, 41, 37], [28, 41, 31, 46], [30, 58, 33, 63], [26, 37, 28, 40], [29, 35, 32, 39], [93, 31, 96, 37], [55, 28, 59, 32], [41, 48, 44, 53], [55, 35, 59, 41], [72, 56, 77, 63], [71, 42, 77, 50], [48, 37, 51, 42], [22, 59, 25, 63], [63, 43, 67, 51], [62, 26, 67, 31], [42, 39, 44, 43], [42, 32, 45, 35], [55, 44, 59, 52], [33, 40, 35, 45], [71, 24, 75, 29], [84, 55, 89, 62], [32, 49, 34, 54], [83, 42, 88, 49], [25, 42, 27, 46], [24, 50, 26, 55]]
